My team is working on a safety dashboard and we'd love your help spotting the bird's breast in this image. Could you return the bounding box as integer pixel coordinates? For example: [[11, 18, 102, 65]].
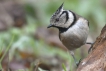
[[59, 18, 89, 50]]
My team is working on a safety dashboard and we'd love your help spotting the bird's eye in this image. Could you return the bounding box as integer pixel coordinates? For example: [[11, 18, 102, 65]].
[[55, 18, 59, 22]]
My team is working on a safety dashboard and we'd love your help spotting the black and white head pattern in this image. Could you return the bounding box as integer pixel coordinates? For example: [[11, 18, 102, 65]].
[[50, 3, 76, 29]]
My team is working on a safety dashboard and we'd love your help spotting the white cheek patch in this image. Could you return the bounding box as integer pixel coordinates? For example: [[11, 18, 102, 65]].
[[60, 13, 66, 17], [65, 11, 74, 27], [60, 14, 66, 22]]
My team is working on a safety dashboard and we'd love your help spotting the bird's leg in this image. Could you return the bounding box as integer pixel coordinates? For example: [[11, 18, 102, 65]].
[[86, 42, 94, 53], [70, 51, 78, 67]]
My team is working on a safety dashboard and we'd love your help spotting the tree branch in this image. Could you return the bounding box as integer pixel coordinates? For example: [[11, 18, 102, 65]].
[[77, 24, 106, 71]]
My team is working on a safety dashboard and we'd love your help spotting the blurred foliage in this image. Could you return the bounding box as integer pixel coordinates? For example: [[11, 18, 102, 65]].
[[0, 0, 106, 71]]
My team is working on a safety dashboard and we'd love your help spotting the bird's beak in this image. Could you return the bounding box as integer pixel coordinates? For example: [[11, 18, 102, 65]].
[[47, 24, 53, 28]]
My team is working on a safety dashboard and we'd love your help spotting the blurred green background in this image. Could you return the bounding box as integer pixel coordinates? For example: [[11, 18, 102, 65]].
[[0, 0, 106, 71]]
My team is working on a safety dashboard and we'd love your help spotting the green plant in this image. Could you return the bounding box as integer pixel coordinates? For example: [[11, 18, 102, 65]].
[[0, 35, 15, 69]]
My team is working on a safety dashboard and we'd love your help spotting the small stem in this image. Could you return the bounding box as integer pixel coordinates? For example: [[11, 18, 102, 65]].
[[0, 37, 3, 57], [0, 63, 2, 70], [0, 35, 15, 64], [62, 63, 67, 71]]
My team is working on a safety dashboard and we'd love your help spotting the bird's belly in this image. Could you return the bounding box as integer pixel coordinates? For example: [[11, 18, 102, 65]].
[[60, 31, 88, 50], [61, 37, 85, 50]]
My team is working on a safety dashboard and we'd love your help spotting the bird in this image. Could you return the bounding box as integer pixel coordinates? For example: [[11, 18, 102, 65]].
[[47, 3, 89, 66]]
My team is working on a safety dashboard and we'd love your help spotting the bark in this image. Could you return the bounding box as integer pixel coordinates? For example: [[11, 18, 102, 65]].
[[77, 25, 106, 71]]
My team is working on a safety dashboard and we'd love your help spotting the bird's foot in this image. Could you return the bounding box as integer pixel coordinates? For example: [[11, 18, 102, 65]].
[[86, 42, 94, 53], [70, 51, 83, 67], [76, 58, 82, 67]]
